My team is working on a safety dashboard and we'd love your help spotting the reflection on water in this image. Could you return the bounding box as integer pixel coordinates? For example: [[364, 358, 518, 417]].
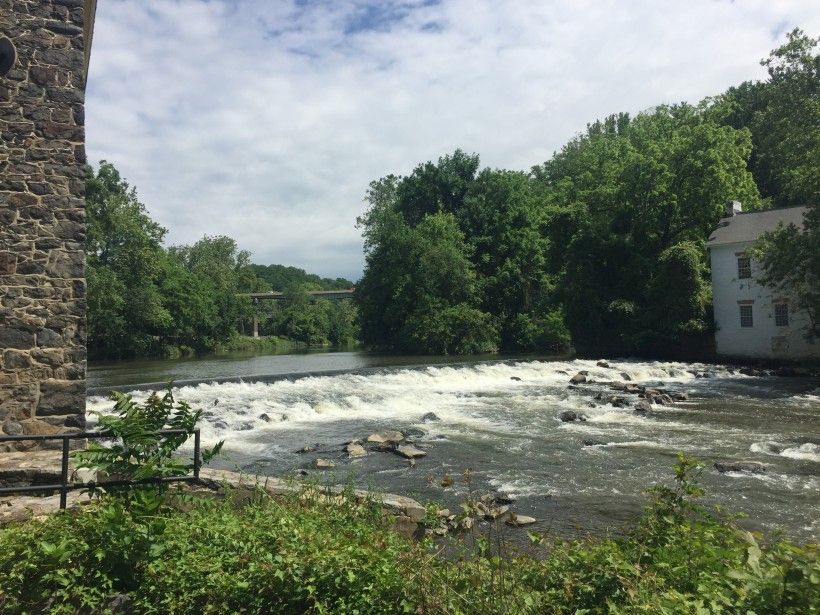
[[88, 353, 820, 542], [88, 349, 521, 390]]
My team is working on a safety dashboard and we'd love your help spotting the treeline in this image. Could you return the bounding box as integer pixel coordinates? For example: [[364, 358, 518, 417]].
[[250, 264, 353, 291], [86, 164, 357, 359], [257, 288, 357, 348], [356, 29, 818, 356]]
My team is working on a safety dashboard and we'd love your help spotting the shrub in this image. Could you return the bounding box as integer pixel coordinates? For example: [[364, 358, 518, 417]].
[[0, 456, 817, 614]]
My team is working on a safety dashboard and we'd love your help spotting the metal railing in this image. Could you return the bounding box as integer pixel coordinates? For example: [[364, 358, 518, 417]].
[[0, 429, 202, 509]]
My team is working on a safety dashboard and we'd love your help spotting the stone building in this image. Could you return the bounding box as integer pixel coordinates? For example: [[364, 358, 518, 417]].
[[706, 202, 817, 360], [0, 0, 96, 449]]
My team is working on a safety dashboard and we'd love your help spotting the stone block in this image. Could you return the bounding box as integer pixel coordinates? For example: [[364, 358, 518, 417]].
[[3, 350, 31, 369], [0, 251, 16, 275], [36, 379, 84, 416], [35, 327, 62, 347], [0, 327, 35, 349], [0, 383, 37, 420]]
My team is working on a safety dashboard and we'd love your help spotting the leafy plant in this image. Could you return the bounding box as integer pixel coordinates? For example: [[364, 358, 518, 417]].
[[75, 387, 222, 486]]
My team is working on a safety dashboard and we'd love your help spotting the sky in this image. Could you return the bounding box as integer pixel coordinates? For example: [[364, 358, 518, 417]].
[[85, 0, 820, 282]]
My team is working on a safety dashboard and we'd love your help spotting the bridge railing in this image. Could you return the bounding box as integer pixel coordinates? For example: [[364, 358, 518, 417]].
[[0, 429, 202, 509]]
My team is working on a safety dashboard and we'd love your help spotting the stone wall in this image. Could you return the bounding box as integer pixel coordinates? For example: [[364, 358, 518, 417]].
[[0, 0, 87, 450]]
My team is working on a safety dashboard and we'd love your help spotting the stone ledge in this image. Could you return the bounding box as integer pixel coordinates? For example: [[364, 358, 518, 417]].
[[0, 465, 425, 537]]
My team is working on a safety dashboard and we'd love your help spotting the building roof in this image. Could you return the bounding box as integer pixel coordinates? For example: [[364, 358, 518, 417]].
[[706, 206, 809, 247]]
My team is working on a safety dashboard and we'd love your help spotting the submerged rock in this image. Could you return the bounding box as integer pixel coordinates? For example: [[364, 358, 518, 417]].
[[714, 460, 766, 474], [582, 439, 607, 447], [404, 504, 427, 523], [404, 427, 426, 438], [559, 411, 586, 422], [596, 360, 610, 368], [258, 413, 272, 422], [506, 513, 537, 527], [346, 442, 367, 458], [394, 444, 427, 459], [620, 372, 632, 381], [510, 376, 522, 381], [314, 458, 336, 469], [607, 395, 628, 408], [421, 412, 440, 422], [367, 430, 404, 444], [569, 372, 587, 384], [484, 505, 510, 520], [669, 391, 689, 402], [633, 400, 653, 416], [492, 492, 515, 505]]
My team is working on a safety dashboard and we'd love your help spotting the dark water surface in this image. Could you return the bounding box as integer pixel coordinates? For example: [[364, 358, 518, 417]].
[[88, 351, 820, 542]]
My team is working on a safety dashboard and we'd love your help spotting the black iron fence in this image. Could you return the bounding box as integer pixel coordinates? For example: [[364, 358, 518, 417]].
[[0, 429, 202, 509]]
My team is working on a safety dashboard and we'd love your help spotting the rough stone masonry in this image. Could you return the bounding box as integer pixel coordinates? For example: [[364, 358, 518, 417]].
[[0, 0, 94, 451]]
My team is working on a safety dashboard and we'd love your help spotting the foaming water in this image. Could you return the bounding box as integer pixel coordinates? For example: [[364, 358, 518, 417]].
[[87, 357, 820, 541]]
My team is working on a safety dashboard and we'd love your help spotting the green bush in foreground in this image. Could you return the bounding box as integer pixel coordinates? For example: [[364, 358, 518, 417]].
[[0, 456, 818, 614]]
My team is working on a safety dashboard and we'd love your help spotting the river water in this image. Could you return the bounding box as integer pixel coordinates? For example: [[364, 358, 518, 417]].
[[88, 351, 820, 542]]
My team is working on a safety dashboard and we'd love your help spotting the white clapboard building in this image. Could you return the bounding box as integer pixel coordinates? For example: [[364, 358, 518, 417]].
[[706, 202, 816, 360]]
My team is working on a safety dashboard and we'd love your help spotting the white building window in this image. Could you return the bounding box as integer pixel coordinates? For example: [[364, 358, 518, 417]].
[[737, 256, 751, 279], [739, 304, 753, 328], [774, 303, 789, 327]]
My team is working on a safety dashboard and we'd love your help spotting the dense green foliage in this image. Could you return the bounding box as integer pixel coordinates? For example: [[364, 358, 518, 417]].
[[86, 162, 358, 358], [356, 31, 817, 356], [1, 456, 817, 614], [250, 263, 353, 291], [716, 29, 819, 208], [86, 162, 260, 358], [260, 288, 359, 347], [747, 31, 819, 341]]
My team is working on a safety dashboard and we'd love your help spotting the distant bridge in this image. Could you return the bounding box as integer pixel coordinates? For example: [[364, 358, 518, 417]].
[[239, 289, 355, 337]]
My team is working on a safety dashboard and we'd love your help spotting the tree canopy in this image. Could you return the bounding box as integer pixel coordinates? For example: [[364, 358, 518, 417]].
[[356, 31, 814, 356]]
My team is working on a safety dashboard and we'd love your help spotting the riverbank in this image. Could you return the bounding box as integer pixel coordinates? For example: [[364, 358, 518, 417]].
[[1, 456, 817, 614]]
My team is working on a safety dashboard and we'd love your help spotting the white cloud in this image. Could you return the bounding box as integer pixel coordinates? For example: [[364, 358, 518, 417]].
[[85, 0, 820, 281]]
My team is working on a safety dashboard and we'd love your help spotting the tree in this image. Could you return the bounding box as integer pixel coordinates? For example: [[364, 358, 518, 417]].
[[535, 106, 760, 354], [170, 236, 257, 343], [718, 29, 819, 207], [86, 162, 170, 357], [86, 162, 271, 357], [753, 204, 820, 340]]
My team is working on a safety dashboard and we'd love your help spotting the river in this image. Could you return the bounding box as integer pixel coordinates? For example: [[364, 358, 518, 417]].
[[88, 350, 820, 542]]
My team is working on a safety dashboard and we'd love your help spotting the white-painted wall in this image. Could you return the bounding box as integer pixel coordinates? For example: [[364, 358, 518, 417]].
[[709, 243, 818, 359]]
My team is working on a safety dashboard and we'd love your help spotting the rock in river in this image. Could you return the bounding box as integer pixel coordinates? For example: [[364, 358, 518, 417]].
[[367, 430, 404, 444], [633, 400, 653, 416], [421, 412, 440, 422], [314, 458, 336, 469], [569, 372, 587, 384], [394, 444, 427, 459], [346, 442, 367, 458], [506, 513, 537, 527], [596, 360, 610, 368], [559, 411, 586, 422], [714, 460, 766, 474]]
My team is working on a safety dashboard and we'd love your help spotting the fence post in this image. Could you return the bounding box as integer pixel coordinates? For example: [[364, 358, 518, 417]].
[[193, 429, 201, 480], [60, 436, 69, 509]]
